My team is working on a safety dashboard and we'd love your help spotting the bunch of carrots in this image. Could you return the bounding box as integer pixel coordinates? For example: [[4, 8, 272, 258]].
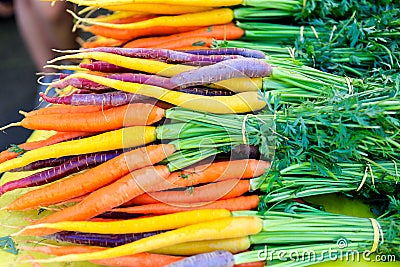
[[0, 45, 276, 266], [74, 7, 245, 49], [0, 0, 399, 266]]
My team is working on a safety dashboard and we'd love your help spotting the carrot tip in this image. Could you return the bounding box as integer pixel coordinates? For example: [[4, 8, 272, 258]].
[[0, 122, 22, 131], [37, 76, 53, 86], [0, 222, 22, 229], [18, 110, 28, 116]]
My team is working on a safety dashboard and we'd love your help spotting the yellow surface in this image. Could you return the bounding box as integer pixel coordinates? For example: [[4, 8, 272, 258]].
[[0, 131, 397, 266]]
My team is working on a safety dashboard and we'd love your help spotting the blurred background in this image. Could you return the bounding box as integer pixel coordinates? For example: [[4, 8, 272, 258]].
[[0, 15, 37, 150]]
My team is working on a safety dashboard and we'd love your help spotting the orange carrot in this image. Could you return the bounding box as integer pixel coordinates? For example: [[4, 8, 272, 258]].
[[114, 195, 260, 215], [23, 165, 171, 236], [122, 159, 269, 206], [84, 25, 201, 41], [0, 131, 94, 164], [151, 37, 215, 49], [123, 23, 244, 48], [24, 105, 113, 117], [82, 38, 127, 49], [4, 144, 175, 211], [9, 104, 165, 132], [168, 159, 270, 187], [126, 179, 250, 205], [19, 245, 184, 267]]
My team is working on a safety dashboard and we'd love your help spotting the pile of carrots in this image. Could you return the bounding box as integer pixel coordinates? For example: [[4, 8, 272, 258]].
[[73, 7, 245, 49], [3, 1, 399, 267], [1, 1, 281, 265], [0, 6, 273, 262]]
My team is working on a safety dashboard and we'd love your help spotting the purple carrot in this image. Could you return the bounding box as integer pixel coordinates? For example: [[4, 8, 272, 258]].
[[79, 61, 132, 73], [170, 58, 272, 88], [0, 149, 123, 196], [54, 75, 109, 90], [82, 47, 242, 64], [40, 92, 157, 106], [46, 231, 164, 247], [53, 72, 174, 90], [8, 156, 74, 172], [165, 250, 235, 267], [181, 48, 266, 59], [41, 86, 234, 107]]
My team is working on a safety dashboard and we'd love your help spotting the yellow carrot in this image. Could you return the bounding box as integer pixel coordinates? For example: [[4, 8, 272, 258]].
[[19, 209, 232, 234], [151, 236, 251, 255], [70, 8, 234, 29], [52, 73, 266, 113], [48, 51, 263, 92], [47, 51, 193, 77], [32, 216, 262, 263], [0, 126, 156, 173]]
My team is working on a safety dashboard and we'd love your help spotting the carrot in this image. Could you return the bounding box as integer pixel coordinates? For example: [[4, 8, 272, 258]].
[[78, 47, 242, 65], [23, 105, 112, 117], [40, 92, 157, 107], [85, 11, 145, 23], [82, 38, 126, 49], [21, 209, 230, 235], [127, 179, 251, 205], [0, 131, 94, 164], [166, 250, 266, 267], [47, 230, 165, 247], [31, 216, 263, 263], [168, 159, 270, 187], [0, 126, 157, 173], [123, 23, 244, 48], [99, 4, 211, 15], [165, 250, 235, 267], [2, 103, 165, 132], [113, 195, 260, 215], [67, 0, 213, 14], [9, 155, 74, 172], [48, 51, 264, 93], [152, 236, 250, 255], [49, 73, 266, 113], [72, 9, 234, 30], [53, 73, 174, 91], [152, 37, 214, 49], [84, 25, 201, 41], [22, 166, 171, 236], [0, 150, 123, 196], [48, 51, 195, 76], [78, 61, 132, 73], [4, 144, 173, 211], [19, 245, 184, 267], [169, 58, 272, 88], [67, 0, 242, 7]]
